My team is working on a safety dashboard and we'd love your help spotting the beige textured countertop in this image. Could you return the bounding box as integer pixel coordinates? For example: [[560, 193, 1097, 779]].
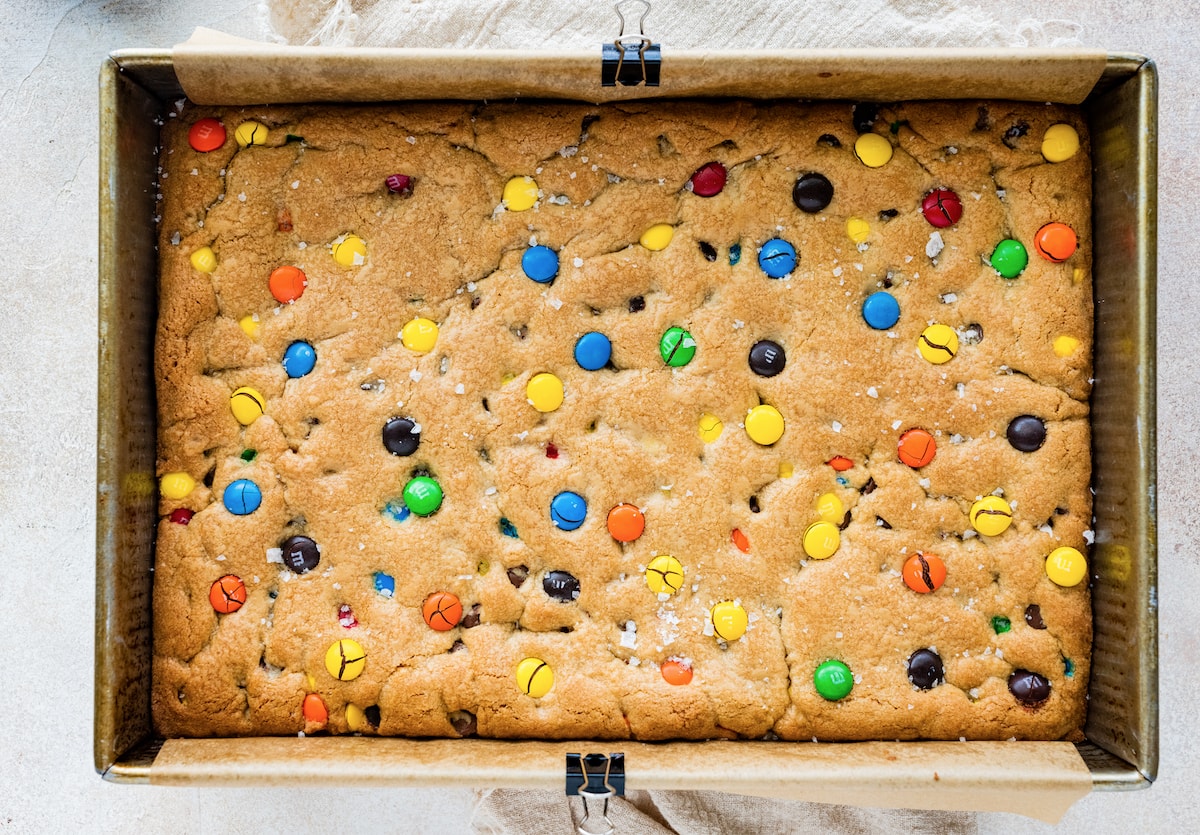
[[1, 1, 1193, 831]]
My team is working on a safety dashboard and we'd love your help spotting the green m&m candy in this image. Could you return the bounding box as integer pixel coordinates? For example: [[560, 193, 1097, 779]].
[[659, 327, 696, 367], [813, 659, 854, 701], [403, 476, 443, 516], [990, 239, 1028, 278]]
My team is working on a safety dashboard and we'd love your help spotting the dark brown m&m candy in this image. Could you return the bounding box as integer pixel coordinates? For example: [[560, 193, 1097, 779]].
[[920, 188, 963, 228], [749, 339, 786, 377], [382, 417, 421, 456], [280, 535, 320, 574], [1024, 603, 1047, 629], [1006, 415, 1046, 452], [1008, 669, 1051, 707], [542, 570, 580, 602], [689, 162, 727, 197], [792, 172, 834, 213], [906, 648, 944, 690]]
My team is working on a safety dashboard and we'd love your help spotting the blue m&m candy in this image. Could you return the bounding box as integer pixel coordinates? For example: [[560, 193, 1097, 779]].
[[862, 291, 900, 329], [758, 238, 797, 278], [282, 341, 316, 378], [550, 491, 587, 531], [522, 246, 559, 283], [574, 332, 611, 370], [223, 479, 262, 515], [374, 571, 396, 598]]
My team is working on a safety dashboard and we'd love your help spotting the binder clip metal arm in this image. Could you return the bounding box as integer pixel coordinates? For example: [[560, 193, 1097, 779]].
[[601, 1, 660, 87], [566, 752, 625, 835]]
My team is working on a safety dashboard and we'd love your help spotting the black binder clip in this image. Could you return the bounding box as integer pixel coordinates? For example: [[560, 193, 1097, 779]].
[[566, 752, 625, 835], [601, 0, 660, 87]]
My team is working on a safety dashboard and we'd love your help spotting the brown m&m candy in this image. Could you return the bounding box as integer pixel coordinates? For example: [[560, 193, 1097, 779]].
[[906, 648, 944, 689], [209, 574, 247, 613], [422, 592, 463, 631], [1034, 222, 1078, 263], [898, 428, 936, 468], [280, 535, 320, 574], [902, 552, 946, 593], [920, 188, 962, 228], [1008, 669, 1051, 706]]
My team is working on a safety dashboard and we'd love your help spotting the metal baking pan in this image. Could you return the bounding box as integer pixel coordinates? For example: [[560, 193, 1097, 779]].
[[97, 47, 1157, 810]]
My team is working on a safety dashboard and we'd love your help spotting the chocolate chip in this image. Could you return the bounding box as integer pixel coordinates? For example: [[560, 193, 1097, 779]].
[[1008, 669, 1051, 706], [1002, 122, 1030, 149], [852, 102, 880, 134], [280, 535, 320, 574], [543, 570, 580, 602], [507, 565, 529, 588], [839, 510, 852, 530], [628, 296, 645, 313], [363, 705, 381, 727], [861, 477, 877, 495], [698, 241, 718, 261], [449, 710, 477, 737], [749, 339, 786, 377], [1007, 415, 1046, 452], [878, 208, 899, 221], [792, 172, 834, 213], [907, 648, 945, 690], [450, 639, 467, 653], [974, 105, 991, 132], [817, 133, 842, 148], [876, 516, 892, 530], [460, 603, 481, 628], [382, 417, 421, 456], [748, 496, 761, 513], [1024, 603, 1047, 630]]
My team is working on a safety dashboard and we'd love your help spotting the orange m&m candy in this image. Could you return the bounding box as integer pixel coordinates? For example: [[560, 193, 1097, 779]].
[[607, 503, 645, 542], [827, 455, 854, 472], [209, 574, 247, 614], [898, 428, 936, 468], [1034, 222, 1078, 263], [188, 118, 226, 152], [302, 693, 328, 725], [661, 658, 694, 685], [422, 591, 463, 631], [903, 552, 947, 593], [731, 528, 750, 553], [269, 265, 307, 304]]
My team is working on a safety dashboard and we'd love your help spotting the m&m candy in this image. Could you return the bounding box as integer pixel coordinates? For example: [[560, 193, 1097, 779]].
[[920, 188, 963, 228], [970, 496, 1013, 536], [660, 658, 694, 685], [403, 476, 444, 516], [731, 528, 750, 553], [792, 172, 833, 213], [230, 386, 266, 426], [527, 372, 565, 412], [385, 174, 414, 195], [814, 659, 854, 700], [574, 332, 611, 370], [382, 417, 421, 456], [516, 657, 554, 697], [268, 265, 306, 304], [1034, 222, 1078, 263], [234, 121, 268, 147], [238, 315, 260, 339], [331, 234, 367, 267], [607, 503, 645, 542], [1007, 415, 1046, 452], [188, 118, 226, 152], [862, 291, 900, 330], [503, 176, 539, 211], [897, 428, 936, 468], [161, 472, 195, 500], [550, 491, 587, 530], [280, 535, 321, 574], [659, 327, 696, 367], [325, 638, 366, 681], [543, 570, 581, 602], [917, 324, 958, 364], [374, 572, 396, 597], [645, 555, 684, 595], [816, 493, 844, 525], [1041, 124, 1080, 163], [902, 552, 946, 593], [1053, 335, 1080, 358], [190, 246, 218, 273], [846, 216, 870, 243], [422, 591, 463, 631], [640, 223, 674, 251], [302, 693, 328, 725], [698, 413, 723, 443], [282, 341, 316, 378], [209, 575, 247, 614], [906, 649, 944, 690], [745, 404, 785, 446], [758, 238, 797, 278], [223, 479, 262, 516], [990, 239, 1028, 278], [749, 340, 786, 377], [1025, 604, 1047, 629], [401, 317, 439, 353], [168, 508, 194, 525], [689, 162, 727, 197], [1045, 546, 1087, 587], [1009, 669, 1051, 706], [802, 521, 840, 560], [521, 245, 559, 283], [854, 133, 893, 168], [710, 601, 748, 641]]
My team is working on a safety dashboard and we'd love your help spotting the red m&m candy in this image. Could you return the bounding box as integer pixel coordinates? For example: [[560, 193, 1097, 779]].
[[689, 162, 727, 197], [921, 188, 962, 228], [188, 118, 226, 152], [168, 508, 194, 525]]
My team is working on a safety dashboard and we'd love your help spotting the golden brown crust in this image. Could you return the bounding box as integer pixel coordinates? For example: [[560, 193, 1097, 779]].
[[153, 100, 1091, 741]]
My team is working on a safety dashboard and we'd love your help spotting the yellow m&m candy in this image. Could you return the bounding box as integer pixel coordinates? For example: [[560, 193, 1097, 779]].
[[918, 324, 959, 364], [331, 234, 367, 267], [401, 317, 439, 353], [970, 496, 1013, 536], [325, 639, 366, 681], [1053, 335, 1080, 358], [526, 372, 564, 412], [698, 413, 724, 443], [815, 492, 844, 525], [640, 223, 675, 251], [645, 555, 684, 595], [503, 176, 539, 211], [345, 703, 368, 731], [711, 601, 748, 642], [234, 121, 268, 147], [745, 404, 785, 445], [1042, 123, 1080, 163], [1046, 546, 1087, 587], [846, 217, 870, 243], [230, 386, 265, 425], [160, 472, 195, 500], [238, 314, 260, 339], [803, 521, 841, 560], [854, 133, 893, 168], [516, 656, 554, 698], [190, 246, 217, 273]]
